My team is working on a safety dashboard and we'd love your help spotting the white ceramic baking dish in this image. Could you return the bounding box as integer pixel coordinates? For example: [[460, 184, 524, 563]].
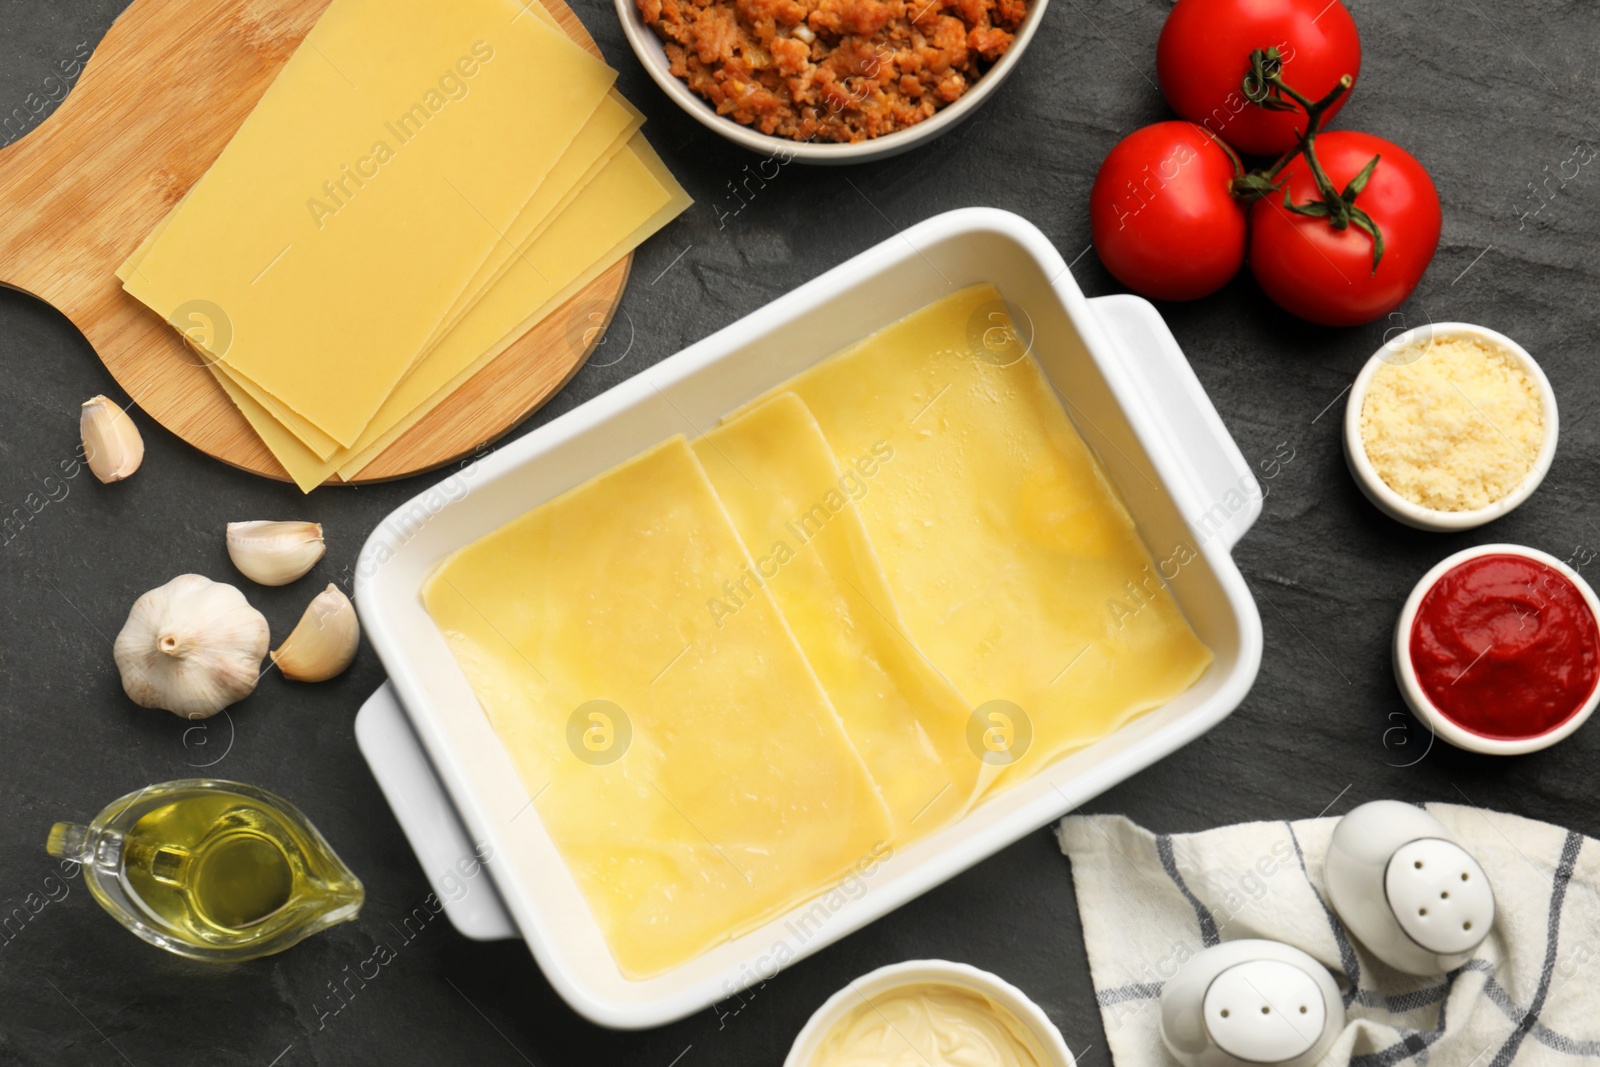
[[354, 207, 1263, 1029]]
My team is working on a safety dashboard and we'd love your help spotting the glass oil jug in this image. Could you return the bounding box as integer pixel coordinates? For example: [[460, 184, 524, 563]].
[[47, 779, 363, 962]]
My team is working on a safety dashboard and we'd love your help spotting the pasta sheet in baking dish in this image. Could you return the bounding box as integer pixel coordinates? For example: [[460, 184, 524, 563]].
[[757, 283, 1213, 796], [423, 283, 1212, 976], [423, 436, 894, 979]]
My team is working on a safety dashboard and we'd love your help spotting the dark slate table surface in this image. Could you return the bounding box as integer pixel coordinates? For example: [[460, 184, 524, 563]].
[[3, 0, 1598, 1063]]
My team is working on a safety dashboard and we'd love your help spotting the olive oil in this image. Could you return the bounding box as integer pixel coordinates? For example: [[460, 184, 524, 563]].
[[48, 780, 362, 962]]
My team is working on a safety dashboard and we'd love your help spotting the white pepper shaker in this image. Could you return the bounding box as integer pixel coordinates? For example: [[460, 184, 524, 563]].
[[1325, 800, 1495, 976], [1160, 939, 1345, 1067]]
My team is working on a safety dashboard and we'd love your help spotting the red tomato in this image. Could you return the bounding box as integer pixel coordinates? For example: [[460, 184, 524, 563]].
[[1158, 0, 1361, 157], [1249, 131, 1441, 326], [1089, 122, 1248, 302]]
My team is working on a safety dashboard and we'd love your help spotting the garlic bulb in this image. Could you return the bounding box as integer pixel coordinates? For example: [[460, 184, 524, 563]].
[[113, 574, 269, 719], [272, 584, 359, 682], [80, 395, 145, 483], [227, 521, 325, 586]]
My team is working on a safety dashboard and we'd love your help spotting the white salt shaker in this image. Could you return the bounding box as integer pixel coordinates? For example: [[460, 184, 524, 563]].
[[1159, 939, 1345, 1067], [1326, 801, 1495, 975]]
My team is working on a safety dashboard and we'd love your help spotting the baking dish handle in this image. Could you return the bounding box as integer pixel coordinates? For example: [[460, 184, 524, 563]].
[[355, 683, 519, 942], [1085, 294, 1261, 552]]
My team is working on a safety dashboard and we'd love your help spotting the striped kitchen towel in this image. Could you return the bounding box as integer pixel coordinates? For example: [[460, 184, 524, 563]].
[[1058, 804, 1600, 1066]]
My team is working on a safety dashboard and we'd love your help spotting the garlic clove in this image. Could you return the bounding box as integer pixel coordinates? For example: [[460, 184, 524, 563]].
[[272, 584, 360, 682], [113, 574, 269, 719], [227, 520, 325, 586], [81, 395, 145, 483]]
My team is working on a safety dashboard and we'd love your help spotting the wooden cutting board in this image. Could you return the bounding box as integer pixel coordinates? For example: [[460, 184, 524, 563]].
[[0, 0, 627, 485]]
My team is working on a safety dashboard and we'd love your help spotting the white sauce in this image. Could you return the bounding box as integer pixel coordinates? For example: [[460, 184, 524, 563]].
[[810, 982, 1052, 1067]]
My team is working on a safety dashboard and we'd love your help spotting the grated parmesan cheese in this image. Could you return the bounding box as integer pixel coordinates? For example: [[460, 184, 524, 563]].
[[1360, 336, 1545, 512]]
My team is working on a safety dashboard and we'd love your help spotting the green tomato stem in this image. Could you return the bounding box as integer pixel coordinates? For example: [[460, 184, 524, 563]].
[[1236, 52, 1383, 272]]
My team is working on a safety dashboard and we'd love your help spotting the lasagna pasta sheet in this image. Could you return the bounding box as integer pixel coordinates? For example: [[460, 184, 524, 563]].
[[753, 284, 1213, 793], [423, 285, 1212, 976], [423, 437, 894, 978]]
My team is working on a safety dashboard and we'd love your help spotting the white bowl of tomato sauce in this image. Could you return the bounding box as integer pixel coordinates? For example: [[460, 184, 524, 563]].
[[1395, 544, 1600, 755]]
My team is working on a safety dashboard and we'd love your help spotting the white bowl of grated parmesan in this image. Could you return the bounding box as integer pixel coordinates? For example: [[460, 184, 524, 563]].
[[1344, 323, 1558, 532]]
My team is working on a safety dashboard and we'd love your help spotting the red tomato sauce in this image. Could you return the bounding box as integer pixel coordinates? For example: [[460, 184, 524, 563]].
[[1410, 554, 1600, 740]]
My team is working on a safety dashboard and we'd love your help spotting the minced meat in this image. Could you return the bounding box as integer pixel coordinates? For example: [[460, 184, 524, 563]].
[[638, 0, 1026, 142]]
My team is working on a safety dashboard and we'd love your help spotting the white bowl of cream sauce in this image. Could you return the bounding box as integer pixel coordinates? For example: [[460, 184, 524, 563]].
[[784, 959, 1076, 1067]]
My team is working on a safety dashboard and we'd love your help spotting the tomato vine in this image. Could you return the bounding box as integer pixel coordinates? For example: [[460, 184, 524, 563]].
[[1229, 47, 1386, 271]]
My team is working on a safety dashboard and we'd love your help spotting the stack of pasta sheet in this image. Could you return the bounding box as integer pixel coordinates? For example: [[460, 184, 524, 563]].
[[117, 0, 691, 491]]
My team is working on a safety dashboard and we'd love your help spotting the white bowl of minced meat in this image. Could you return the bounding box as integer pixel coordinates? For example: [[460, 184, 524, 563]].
[[616, 0, 1049, 163]]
